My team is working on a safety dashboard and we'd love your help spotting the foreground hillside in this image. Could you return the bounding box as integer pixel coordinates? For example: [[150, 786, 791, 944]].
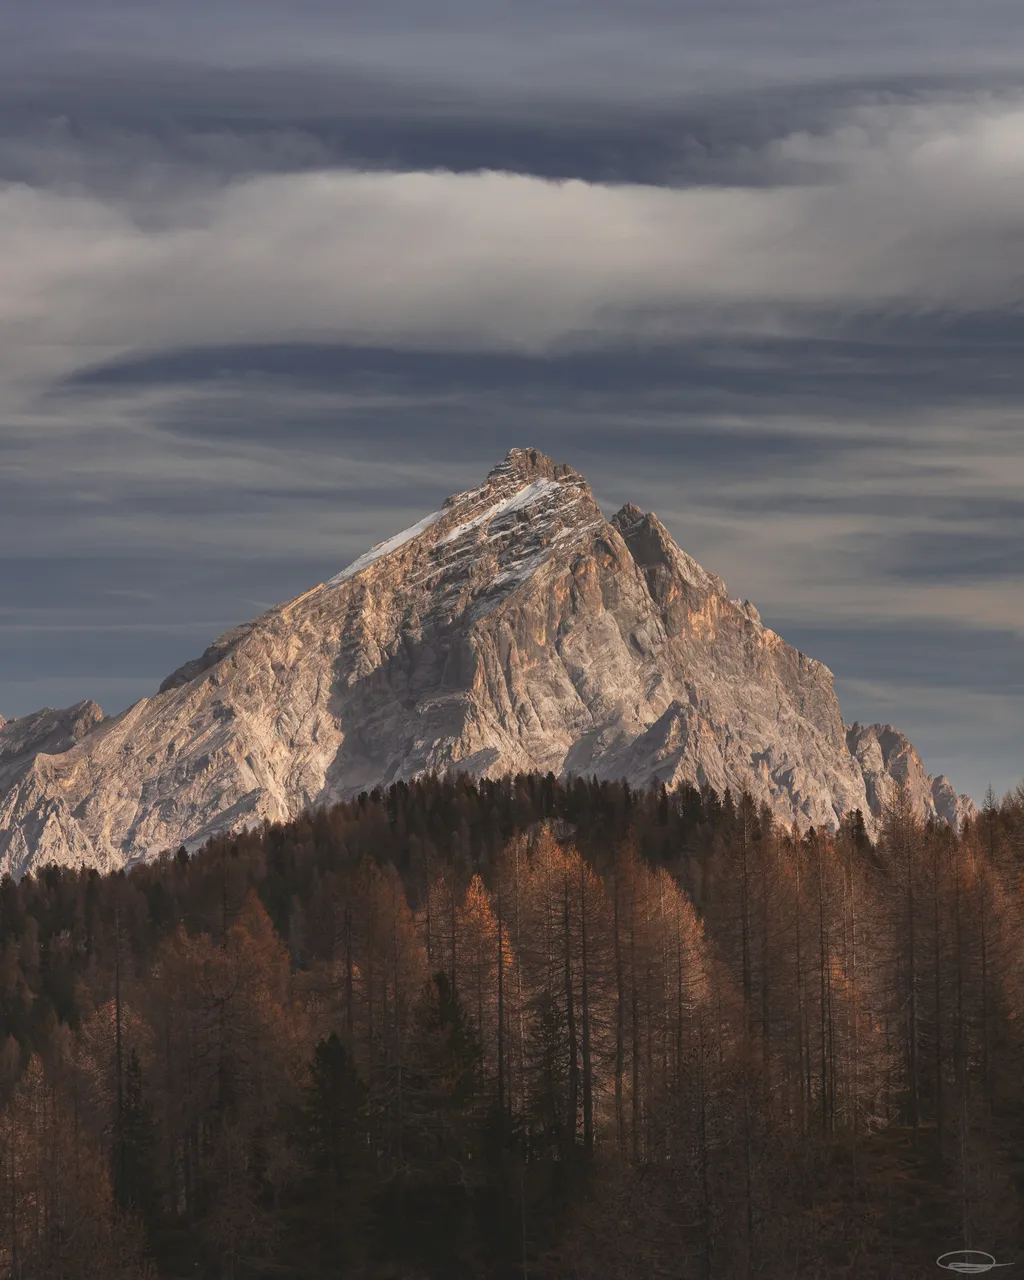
[[1, 773, 1022, 1278], [0, 449, 972, 877]]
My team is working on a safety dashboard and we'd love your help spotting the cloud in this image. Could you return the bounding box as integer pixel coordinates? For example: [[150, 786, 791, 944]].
[[2, 94, 1024, 402], [2, 80, 1023, 802], [7, 1, 1024, 101]]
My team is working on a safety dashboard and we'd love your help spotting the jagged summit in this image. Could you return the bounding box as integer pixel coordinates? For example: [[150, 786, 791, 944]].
[[322, 446, 596, 594], [0, 449, 973, 878], [484, 446, 581, 487], [613, 501, 644, 522], [0, 700, 103, 762], [846, 722, 972, 831]]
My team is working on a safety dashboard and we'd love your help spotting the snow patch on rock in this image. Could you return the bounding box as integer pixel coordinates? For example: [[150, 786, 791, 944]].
[[326, 509, 445, 585], [437, 479, 566, 546]]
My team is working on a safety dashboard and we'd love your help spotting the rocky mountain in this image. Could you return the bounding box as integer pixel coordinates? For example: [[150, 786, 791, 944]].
[[0, 448, 974, 878], [846, 722, 974, 831]]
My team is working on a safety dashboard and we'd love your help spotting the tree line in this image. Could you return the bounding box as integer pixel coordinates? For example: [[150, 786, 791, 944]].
[[1, 772, 1023, 1278]]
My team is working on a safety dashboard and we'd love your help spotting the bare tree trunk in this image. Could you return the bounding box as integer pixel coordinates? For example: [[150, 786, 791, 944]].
[[114, 902, 125, 1204], [698, 1009, 712, 1279], [759, 840, 772, 1098], [630, 904, 640, 1164], [8, 1114, 18, 1274], [740, 802, 752, 1034], [979, 858, 990, 1113], [933, 837, 945, 1156], [579, 859, 594, 1158], [847, 834, 859, 1170], [676, 916, 685, 1097], [743, 1057, 754, 1276], [345, 902, 354, 1038], [794, 856, 809, 1136], [515, 840, 527, 1118], [497, 865, 506, 1120], [366, 905, 376, 1081], [563, 879, 579, 1155], [906, 809, 920, 1148], [614, 857, 626, 1158], [450, 880, 459, 994], [817, 840, 830, 1135], [953, 840, 970, 1246], [391, 892, 404, 1166]]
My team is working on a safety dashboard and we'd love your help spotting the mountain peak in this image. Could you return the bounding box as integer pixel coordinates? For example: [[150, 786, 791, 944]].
[[0, 450, 973, 877], [0, 700, 103, 764], [613, 502, 647, 530], [613, 503, 724, 599], [846, 722, 976, 829], [485, 447, 580, 489], [326, 449, 594, 591]]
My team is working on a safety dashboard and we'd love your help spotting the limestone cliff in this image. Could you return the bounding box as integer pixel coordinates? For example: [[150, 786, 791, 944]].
[[0, 449, 974, 877]]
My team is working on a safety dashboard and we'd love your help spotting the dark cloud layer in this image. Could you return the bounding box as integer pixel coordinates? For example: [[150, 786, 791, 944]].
[[8, 1, 1024, 99], [64, 316, 1024, 407], [9, 65, 1016, 195]]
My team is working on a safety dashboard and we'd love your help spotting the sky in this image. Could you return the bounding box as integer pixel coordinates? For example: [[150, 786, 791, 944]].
[[2, 0, 1023, 804]]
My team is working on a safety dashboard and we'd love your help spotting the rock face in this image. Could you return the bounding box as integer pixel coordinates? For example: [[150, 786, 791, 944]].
[[0, 701, 113, 876], [0, 448, 974, 877], [846, 723, 974, 832]]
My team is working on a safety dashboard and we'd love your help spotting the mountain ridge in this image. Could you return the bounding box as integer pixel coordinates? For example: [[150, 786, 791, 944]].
[[0, 448, 974, 878]]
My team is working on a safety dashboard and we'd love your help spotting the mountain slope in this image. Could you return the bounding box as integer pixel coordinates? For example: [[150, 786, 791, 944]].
[[0, 449, 973, 877]]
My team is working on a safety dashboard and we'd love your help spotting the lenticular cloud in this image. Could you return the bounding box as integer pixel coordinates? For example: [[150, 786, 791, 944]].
[[1, 95, 1023, 383]]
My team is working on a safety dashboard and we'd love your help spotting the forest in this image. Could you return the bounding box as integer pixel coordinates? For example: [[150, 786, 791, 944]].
[[1, 771, 1023, 1278]]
